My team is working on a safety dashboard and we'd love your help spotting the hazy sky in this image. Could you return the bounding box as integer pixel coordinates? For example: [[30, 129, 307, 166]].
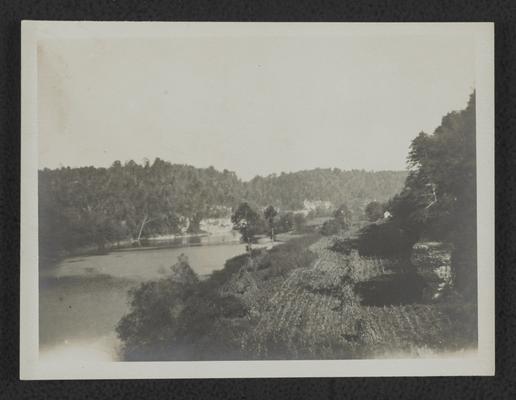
[[38, 34, 475, 180]]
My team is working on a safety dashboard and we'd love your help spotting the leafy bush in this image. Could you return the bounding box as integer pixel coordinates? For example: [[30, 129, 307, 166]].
[[210, 252, 254, 287], [365, 201, 385, 221], [116, 254, 251, 361], [329, 238, 357, 255], [320, 219, 341, 236], [334, 204, 352, 228], [292, 213, 308, 233], [356, 221, 415, 257], [264, 243, 317, 279], [275, 212, 294, 233], [231, 202, 266, 243], [116, 277, 196, 360]]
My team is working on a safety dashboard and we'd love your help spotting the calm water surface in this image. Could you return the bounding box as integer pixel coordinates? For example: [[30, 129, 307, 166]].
[[39, 239, 247, 362]]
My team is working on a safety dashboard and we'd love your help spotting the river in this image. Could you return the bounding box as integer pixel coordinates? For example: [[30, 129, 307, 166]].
[[39, 236, 248, 362]]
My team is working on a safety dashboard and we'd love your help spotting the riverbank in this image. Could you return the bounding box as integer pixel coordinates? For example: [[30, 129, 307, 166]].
[[39, 237, 254, 362], [117, 233, 321, 361], [40, 231, 239, 270], [116, 231, 478, 361]]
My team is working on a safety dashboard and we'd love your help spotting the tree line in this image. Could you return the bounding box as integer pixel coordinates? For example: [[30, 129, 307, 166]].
[[39, 160, 406, 259], [356, 92, 477, 298]]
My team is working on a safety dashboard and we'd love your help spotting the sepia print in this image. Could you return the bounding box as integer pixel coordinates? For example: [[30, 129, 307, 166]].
[[20, 22, 494, 379]]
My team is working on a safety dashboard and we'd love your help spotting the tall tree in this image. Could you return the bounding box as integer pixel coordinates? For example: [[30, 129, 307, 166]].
[[263, 205, 278, 241], [334, 204, 352, 229], [389, 91, 477, 297], [231, 202, 263, 250]]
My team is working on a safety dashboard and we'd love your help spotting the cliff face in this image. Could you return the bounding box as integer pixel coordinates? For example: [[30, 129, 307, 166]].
[[410, 242, 454, 301]]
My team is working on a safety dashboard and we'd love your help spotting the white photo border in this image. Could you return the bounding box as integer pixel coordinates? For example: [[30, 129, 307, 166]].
[[20, 21, 495, 379]]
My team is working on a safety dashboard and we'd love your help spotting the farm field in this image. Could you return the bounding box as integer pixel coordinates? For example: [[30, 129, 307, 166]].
[[221, 235, 478, 360]]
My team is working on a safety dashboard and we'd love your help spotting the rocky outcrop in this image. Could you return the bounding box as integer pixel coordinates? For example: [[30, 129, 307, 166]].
[[410, 242, 453, 301]]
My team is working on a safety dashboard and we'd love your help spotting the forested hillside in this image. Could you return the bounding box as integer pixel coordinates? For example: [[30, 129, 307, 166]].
[[39, 162, 406, 257], [245, 169, 406, 211], [115, 92, 478, 361]]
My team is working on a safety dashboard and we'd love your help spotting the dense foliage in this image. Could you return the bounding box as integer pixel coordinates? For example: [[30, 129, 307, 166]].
[[39, 163, 406, 258], [320, 204, 353, 236], [358, 92, 477, 297], [116, 255, 248, 361], [356, 220, 414, 256], [262, 211, 309, 235], [245, 169, 406, 211], [230, 202, 265, 245], [364, 201, 385, 221]]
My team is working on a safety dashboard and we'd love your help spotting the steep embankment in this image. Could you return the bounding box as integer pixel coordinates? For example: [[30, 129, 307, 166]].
[[222, 236, 477, 360]]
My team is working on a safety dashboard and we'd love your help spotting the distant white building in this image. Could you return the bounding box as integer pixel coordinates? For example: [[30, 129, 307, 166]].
[[200, 217, 233, 235], [302, 199, 333, 214], [383, 211, 392, 220]]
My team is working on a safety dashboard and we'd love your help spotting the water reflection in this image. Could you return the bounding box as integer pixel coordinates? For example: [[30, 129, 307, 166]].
[[140, 230, 240, 248]]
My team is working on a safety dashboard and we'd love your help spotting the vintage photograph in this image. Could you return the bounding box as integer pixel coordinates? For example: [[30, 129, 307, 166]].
[[20, 22, 494, 378]]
